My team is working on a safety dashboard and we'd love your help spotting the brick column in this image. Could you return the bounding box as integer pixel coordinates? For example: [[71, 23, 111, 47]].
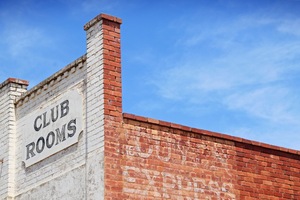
[[100, 15, 124, 199], [84, 13, 122, 199], [102, 15, 122, 122], [84, 13, 122, 135], [0, 78, 28, 199]]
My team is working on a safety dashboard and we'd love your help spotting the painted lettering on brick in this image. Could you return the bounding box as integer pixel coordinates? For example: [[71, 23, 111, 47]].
[[121, 129, 236, 199], [122, 166, 236, 199], [123, 130, 231, 167], [21, 90, 83, 167]]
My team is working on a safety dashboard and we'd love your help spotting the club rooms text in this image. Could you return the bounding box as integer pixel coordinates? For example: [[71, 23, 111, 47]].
[[22, 90, 83, 167]]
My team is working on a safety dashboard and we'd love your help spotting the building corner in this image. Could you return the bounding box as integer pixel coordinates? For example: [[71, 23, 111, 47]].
[[0, 78, 28, 199], [84, 13, 122, 199]]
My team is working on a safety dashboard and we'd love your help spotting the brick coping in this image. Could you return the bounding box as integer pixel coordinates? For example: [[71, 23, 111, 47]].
[[0, 78, 29, 90], [123, 113, 300, 156], [15, 54, 86, 107], [84, 13, 122, 31]]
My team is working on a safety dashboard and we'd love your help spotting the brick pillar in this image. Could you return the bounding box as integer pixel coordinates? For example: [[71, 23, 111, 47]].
[[0, 78, 28, 199], [102, 15, 122, 123], [84, 13, 122, 128], [100, 15, 123, 199], [84, 13, 122, 199]]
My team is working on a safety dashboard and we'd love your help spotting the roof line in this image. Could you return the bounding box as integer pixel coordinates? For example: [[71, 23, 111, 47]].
[[15, 54, 87, 107], [123, 113, 300, 157]]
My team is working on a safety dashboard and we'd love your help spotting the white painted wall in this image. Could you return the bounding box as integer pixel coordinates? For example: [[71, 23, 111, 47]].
[[14, 61, 88, 200], [0, 80, 28, 200]]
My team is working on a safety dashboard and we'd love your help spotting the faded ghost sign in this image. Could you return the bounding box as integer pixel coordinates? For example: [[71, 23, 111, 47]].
[[22, 90, 83, 167]]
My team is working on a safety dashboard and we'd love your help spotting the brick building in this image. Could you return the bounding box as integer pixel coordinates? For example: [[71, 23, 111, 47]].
[[0, 13, 300, 200]]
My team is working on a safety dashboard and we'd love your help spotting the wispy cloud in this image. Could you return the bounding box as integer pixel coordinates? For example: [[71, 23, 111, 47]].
[[277, 19, 300, 36], [0, 6, 67, 85], [225, 86, 299, 124], [1, 23, 45, 58], [152, 9, 300, 137]]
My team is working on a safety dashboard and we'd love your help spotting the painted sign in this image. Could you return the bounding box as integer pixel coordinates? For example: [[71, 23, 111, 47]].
[[22, 90, 83, 167]]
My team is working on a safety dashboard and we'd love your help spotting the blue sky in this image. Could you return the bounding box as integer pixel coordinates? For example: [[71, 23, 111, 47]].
[[1, 0, 300, 150]]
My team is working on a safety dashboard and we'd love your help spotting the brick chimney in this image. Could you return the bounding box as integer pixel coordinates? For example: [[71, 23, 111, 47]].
[[84, 14, 122, 199]]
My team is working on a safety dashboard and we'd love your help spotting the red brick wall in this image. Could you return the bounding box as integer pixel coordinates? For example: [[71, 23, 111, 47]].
[[104, 112, 300, 199], [119, 116, 238, 199], [100, 14, 124, 199], [99, 13, 300, 200], [106, 114, 300, 200], [234, 141, 300, 199]]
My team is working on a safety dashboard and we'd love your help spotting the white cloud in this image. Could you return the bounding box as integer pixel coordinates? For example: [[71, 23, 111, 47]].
[[277, 19, 300, 36], [0, 13, 66, 86], [152, 11, 300, 128], [2, 24, 45, 57], [225, 86, 298, 124]]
